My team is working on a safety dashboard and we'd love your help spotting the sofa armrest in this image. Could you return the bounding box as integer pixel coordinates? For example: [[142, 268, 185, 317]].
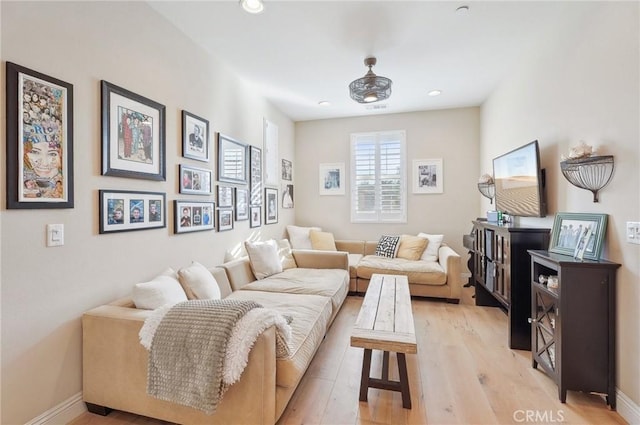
[[291, 249, 348, 270], [438, 245, 462, 300], [334, 240, 364, 255]]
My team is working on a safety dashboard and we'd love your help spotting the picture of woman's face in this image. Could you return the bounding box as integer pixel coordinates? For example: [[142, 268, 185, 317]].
[[27, 140, 61, 178]]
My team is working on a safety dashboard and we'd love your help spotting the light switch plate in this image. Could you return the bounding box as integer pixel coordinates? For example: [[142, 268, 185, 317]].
[[626, 221, 640, 245], [47, 224, 64, 247]]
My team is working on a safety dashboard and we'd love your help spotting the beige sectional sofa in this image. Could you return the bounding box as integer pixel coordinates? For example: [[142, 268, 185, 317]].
[[82, 248, 349, 425]]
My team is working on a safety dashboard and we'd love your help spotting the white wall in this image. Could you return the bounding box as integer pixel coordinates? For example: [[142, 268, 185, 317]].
[[481, 1, 640, 413], [0, 2, 294, 423], [294, 107, 480, 259]]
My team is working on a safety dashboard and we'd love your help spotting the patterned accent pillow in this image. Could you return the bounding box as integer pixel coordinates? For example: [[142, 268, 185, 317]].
[[375, 235, 401, 258]]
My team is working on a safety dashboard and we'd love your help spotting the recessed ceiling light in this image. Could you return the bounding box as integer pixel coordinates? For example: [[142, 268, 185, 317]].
[[428, 90, 442, 97], [456, 5, 470, 14], [240, 0, 264, 14], [318, 101, 331, 107]]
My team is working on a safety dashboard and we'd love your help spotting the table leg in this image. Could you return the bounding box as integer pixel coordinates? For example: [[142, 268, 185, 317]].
[[382, 351, 390, 381], [359, 348, 372, 402], [397, 353, 412, 409]]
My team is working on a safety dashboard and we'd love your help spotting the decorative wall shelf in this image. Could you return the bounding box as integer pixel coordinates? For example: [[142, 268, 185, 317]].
[[560, 155, 614, 202], [478, 182, 495, 204]]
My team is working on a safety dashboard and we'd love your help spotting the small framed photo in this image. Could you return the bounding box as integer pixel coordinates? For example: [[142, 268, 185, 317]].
[[182, 110, 210, 162], [282, 159, 292, 181], [265, 187, 278, 224], [179, 164, 212, 195], [235, 188, 249, 221], [250, 205, 262, 228], [319, 163, 345, 195], [218, 133, 247, 184], [413, 159, 443, 194], [250, 145, 263, 205], [282, 183, 294, 208], [174, 200, 215, 234], [100, 81, 165, 180], [218, 208, 234, 231], [549, 212, 608, 260], [6, 62, 74, 209], [99, 190, 166, 234], [217, 185, 234, 208]]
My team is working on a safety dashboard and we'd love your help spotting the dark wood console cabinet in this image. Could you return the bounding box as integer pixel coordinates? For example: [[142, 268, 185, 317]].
[[528, 250, 620, 408], [472, 220, 550, 350]]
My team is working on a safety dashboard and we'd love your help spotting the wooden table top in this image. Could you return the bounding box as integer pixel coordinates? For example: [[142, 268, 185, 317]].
[[350, 274, 417, 354]]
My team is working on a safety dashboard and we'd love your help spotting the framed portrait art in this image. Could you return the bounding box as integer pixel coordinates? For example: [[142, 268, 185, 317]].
[[250, 145, 263, 206], [319, 163, 345, 195], [6, 62, 74, 209], [174, 200, 215, 234], [179, 164, 212, 195], [217, 185, 234, 208], [218, 209, 234, 232], [549, 212, 608, 260], [250, 205, 262, 228], [99, 190, 166, 234], [235, 188, 249, 221], [265, 187, 278, 224], [218, 134, 247, 184], [282, 159, 292, 181], [101, 80, 166, 180], [182, 110, 210, 162], [413, 159, 443, 194]]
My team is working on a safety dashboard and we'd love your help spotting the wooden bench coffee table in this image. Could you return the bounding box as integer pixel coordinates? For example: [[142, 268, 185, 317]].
[[350, 273, 417, 409]]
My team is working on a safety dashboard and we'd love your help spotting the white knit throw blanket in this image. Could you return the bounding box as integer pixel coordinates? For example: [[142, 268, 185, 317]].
[[139, 300, 292, 413]]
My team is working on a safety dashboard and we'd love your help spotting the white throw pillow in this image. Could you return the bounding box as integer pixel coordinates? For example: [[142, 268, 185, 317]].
[[133, 274, 187, 310], [276, 239, 297, 270], [178, 261, 222, 300], [286, 225, 321, 249], [245, 240, 283, 279], [418, 233, 444, 262]]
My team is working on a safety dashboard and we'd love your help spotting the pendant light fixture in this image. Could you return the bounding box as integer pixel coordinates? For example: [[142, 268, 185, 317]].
[[349, 57, 392, 103]]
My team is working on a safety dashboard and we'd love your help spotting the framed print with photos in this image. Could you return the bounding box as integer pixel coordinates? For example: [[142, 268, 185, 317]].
[[265, 187, 278, 224], [174, 200, 215, 234], [235, 188, 249, 221], [413, 159, 443, 194], [182, 110, 210, 162], [319, 163, 345, 195], [101, 81, 166, 180], [549, 212, 608, 260], [218, 133, 247, 184], [250, 205, 261, 228], [250, 145, 263, 205], [218, 209, 234, 231], [6, 62, 74, 209], [217, 185, 233, 208], [179, 164, 212, 195], [99, 190, 166, 234]]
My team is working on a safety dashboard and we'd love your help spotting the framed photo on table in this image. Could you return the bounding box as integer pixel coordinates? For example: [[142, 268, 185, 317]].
[[548, 212, 608, 260], [6, 62, 74, 209], [101, 80, 166, 180], [265, 187, 278, 224], [218, 133, 247, 184], [99, 190, 166, 234], [182, 110, 210, 162], [179, 164, 212, 195], [412, 159, 443, 194], [174, 200, 215, 234]]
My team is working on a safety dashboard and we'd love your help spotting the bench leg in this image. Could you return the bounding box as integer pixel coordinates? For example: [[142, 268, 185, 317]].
[[359, 348, 372, 402], [382, 351, 390, 381], [397, 353, 412, 409]]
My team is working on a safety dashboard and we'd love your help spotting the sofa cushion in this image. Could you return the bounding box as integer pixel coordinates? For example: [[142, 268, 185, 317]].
[[238, 268, 349, 314], [226, 290, 332, 388], [375, 235, 400, 258], [245, 240, 283, 280], [286, 225, 321, 249], [276, 239, 297, 270], [309, 230, 337, 251], [347, 253, 363, 279], [396, 234, 429, 261], [418, 233, 444, 262], [133, 273, 188, 309], [356, 255, 447, 285], [177, 261, 222, 300]]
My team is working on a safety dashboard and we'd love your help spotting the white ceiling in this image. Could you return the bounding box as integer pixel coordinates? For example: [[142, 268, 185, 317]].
[[149, 1, 590, 122]]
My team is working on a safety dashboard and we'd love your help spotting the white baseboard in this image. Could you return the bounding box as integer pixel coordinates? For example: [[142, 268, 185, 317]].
[[617, 388, 640, 425], [25, 392, 86, 425]]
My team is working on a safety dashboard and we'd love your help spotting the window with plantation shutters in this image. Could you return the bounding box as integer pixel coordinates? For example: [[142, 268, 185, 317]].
[[350, 130, 407, 223]]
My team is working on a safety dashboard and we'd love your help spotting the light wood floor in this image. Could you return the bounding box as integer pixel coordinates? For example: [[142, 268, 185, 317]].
[[70, 286, 627, 425]]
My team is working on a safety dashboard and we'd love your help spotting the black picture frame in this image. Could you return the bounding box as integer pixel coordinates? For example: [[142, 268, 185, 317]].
[[265, 187, 278, 224], [549, 212, 608, 260], [174, 200, 215, 234], [235, 187, 249, 221], [218, 133, 247, 184], [101, 80, 166, 180], [250, 205, 262, 228], [218, 208, 234, 231], [217, 185, 234, 208], [179, 164, 212, 195], [99, 190, 166, 234], [250, 145, 262, 206], [6, 62, 74, 209], [282, 158, 292, 181], [182, 110, 210, 162]]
